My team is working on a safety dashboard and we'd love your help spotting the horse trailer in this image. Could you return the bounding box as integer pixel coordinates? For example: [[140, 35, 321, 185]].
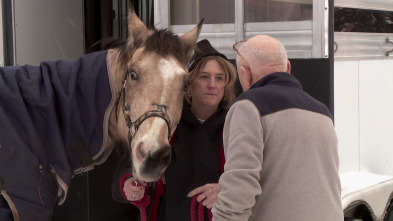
[[1, 0, 393, 220]]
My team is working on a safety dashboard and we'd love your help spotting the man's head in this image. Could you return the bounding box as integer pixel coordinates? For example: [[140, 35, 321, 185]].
[[233, 35, 291, 91]]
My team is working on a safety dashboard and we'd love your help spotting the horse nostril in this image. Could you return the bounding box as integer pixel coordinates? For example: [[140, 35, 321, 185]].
[[150, 145, 171, 161], [138, 144, 172, 181], [136, 142, 147, 160]]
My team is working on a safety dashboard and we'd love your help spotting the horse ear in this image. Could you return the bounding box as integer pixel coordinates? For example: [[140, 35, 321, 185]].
[[180, 19, 203, 58], [127, 4, 149, 44]]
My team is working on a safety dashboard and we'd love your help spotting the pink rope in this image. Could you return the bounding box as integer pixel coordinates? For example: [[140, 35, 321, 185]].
[[198, 199, 204, 221], [120, 173, 150, 221], [190, 195, 212, 221], [132, 195, 150, 221], [191, 196, 198, 221], [130, 181, 150, 221]]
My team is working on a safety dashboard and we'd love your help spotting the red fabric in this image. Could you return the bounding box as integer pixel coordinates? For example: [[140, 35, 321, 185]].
[[208, 209, 213, 221], [149, 178, 164, 221], [219, 130, 225, 174], [169, 129, 176, 144]]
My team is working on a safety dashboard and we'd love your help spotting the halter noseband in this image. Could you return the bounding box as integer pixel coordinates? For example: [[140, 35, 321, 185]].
[[120, 71, 172, 145]]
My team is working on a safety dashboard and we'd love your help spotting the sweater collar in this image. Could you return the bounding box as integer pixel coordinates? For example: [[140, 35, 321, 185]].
[[250, 72, 303, 90]]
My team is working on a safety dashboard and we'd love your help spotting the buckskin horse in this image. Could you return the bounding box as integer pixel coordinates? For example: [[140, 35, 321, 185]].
[[0, 5, 202, 221]]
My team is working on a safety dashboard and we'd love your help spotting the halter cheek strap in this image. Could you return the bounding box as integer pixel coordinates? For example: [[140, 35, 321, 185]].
[[120, 71, 172, 146]]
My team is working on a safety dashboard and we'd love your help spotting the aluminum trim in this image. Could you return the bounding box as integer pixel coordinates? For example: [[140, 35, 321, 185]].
[[335, 0, 393, 12], [334, 32, 393, 60]]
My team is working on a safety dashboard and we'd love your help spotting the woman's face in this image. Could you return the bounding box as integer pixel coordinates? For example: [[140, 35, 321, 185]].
[[190, 59, 226, 110]]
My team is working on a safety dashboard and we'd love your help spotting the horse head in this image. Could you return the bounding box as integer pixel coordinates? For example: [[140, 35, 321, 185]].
[[110, 5, 202, 182]]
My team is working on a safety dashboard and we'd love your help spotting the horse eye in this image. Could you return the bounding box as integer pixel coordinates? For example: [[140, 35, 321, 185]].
[[130, 71, 138, 80]]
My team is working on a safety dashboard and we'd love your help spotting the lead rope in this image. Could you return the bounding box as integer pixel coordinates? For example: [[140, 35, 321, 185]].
[[190, 195, 212, 221], [134, 197, 149, 221], [134, 199, 149, 221], [191, 196, 197, 221], [139, 206, 147, 221], [198, 200, 204, 221], [131, 180, 149, 221]]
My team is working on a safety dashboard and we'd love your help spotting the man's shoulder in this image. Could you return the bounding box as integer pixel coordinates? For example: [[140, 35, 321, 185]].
[[234, 86, 332, 120]]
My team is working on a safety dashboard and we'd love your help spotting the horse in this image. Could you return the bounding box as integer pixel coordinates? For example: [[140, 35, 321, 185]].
[[0, 4, 202, 221]]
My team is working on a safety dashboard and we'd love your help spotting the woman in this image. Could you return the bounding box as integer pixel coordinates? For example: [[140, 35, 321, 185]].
[[113, 39, 237, 221]]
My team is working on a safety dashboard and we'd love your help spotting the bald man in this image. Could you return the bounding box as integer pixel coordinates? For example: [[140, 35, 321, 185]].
[[212, 35, 343, 221]]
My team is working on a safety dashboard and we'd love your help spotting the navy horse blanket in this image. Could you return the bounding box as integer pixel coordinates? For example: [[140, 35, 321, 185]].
[[0, 51, 116, 220]]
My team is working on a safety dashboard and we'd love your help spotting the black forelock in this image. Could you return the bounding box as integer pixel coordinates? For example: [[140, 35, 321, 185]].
[[144, 29, 189, 65], [118, 28, 189, 68]]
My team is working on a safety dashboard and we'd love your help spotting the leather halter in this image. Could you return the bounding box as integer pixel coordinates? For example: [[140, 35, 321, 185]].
[[120, 71, 172, 145]]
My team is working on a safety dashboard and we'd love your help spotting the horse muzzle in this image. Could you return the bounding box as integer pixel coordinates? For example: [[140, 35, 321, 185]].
[[133, 143, 171, 182]]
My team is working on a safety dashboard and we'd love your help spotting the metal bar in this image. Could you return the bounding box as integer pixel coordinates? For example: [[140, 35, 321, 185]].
[[234, 0, 244, 42]]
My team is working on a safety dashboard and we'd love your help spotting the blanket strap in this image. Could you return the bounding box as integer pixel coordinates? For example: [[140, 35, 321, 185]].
[[72, 143, 95, 174]]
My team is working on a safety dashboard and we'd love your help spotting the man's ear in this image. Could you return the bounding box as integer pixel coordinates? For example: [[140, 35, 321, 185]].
[[240, 64, 253, 90], [245, 65, 253, 86], [286, 60, 291, 74]]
